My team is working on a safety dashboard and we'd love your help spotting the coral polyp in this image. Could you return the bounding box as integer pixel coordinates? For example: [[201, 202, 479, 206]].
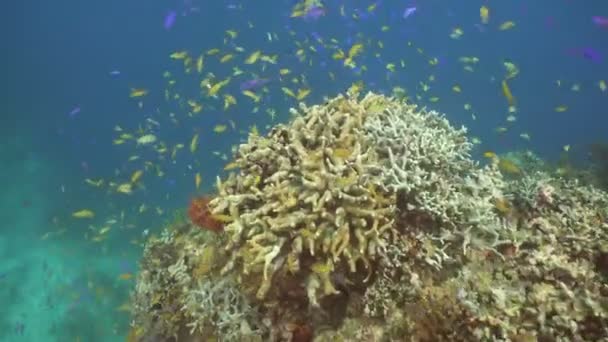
[[188, 196, 223, 233]]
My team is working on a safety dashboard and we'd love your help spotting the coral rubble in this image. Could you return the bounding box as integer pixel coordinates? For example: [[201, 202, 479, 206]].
[[130, 92, 608, 341]]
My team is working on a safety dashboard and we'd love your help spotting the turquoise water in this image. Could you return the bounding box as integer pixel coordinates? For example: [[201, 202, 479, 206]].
[[2, 0, 608, 340]]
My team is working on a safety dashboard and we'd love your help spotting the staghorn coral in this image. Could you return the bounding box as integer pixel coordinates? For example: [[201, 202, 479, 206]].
[[209, 92, 401, 307]]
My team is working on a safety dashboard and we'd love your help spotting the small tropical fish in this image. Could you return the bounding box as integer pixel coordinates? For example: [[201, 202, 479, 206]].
[[499, 21, 516, 30], [164, 10, 177, 30], [213, 124, 227, 133], [118, 273, 133, 280], [190, 133, 199, 153], [84, 178, 103, 187], [599, 80, 607, 92], [244, 50, 262, 64], [480, 6, 489, 24], [501, 80, 516, 107], [130, 170, 143, 184], [195, 172, 202, 189], [68, 107, 81, 118], [566, 47, 602, 63], [554, 105, 568, 112], [450, 27, 463, 39], [300, 6, 326, 21], [196, 55, 204, 73], [498, 159, 521, 175], [403, 7, 416, 19], [170, 51, 188, 59], [129, 88, 148, 98], [240, 78, 270, 91], [136, 134, 157, 146], [242, 90, 261, 102], [224, 161, 239, 170], [483, 151, 497, 159], [592, 16, 608, 28], [72, 209, 95, 219], [116, 183, 133, 194], [296, 88, 311, 100]]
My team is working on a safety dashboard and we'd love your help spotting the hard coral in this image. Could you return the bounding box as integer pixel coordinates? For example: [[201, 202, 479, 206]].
[[188, 196, 223, 233]]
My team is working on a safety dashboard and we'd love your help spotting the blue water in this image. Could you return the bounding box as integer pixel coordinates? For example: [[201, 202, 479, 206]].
[[2, 0, 607, 340]]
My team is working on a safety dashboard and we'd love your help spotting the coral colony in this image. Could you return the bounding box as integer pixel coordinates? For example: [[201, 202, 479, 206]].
[[128, 92, 608, 341]]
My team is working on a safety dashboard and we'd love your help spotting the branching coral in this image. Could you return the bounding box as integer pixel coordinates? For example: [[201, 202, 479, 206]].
[[209, 93, 401, 306]]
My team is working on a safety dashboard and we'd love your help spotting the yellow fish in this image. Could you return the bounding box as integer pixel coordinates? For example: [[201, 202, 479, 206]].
[[190, 133, 199, 153], [72, 209, 95, 219], [483, 151, 497, 159], [195, 172, 202, 189], [84, 178, 104, 187], [296, 88, 311, 100], [499, 21, 516, 30], [242, 90, 261, 102], [599, 80, 607, 92], [223, 94, 237, 110], [209, 78, 231, 97], [130, 170, 143, 184], [117, 183, 133, 194], [98, 226, 111, 235], [554, 105, 568, 112], [169, 51, 188, 59], [224, 161, 239, 170], [220, 54, 234, 63], [213, 124, 227, 133], [129, 88, 148, 98], [118, 273, 133, 280], [498, 159, 521, 175], [501, 80, 516, 107], [244, 50, 261, 64], [480, 6, 489, 24], [450, 27, 463, 39], [196, 55, 204, 73]]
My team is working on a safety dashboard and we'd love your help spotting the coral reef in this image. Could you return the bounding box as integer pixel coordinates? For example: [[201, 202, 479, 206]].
[[130, 92, 608, 341]]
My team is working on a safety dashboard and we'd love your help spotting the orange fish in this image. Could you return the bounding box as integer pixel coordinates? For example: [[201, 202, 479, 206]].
[[118, 273, 133, 280]]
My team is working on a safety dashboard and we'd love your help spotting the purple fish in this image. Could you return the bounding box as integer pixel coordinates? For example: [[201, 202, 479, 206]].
[[164, 10, 177, 30], [567, 47, 602, 63], [403, 7, 416, 19], [302, 6, 326, 21], [240, 78, 270, 91], [68, 107, 81, 118], [592, 16, 608, 28]]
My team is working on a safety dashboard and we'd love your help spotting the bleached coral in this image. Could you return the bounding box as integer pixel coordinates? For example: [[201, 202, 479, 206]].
[[182, 276, 263, 341], [362, 98, 506, 253]]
